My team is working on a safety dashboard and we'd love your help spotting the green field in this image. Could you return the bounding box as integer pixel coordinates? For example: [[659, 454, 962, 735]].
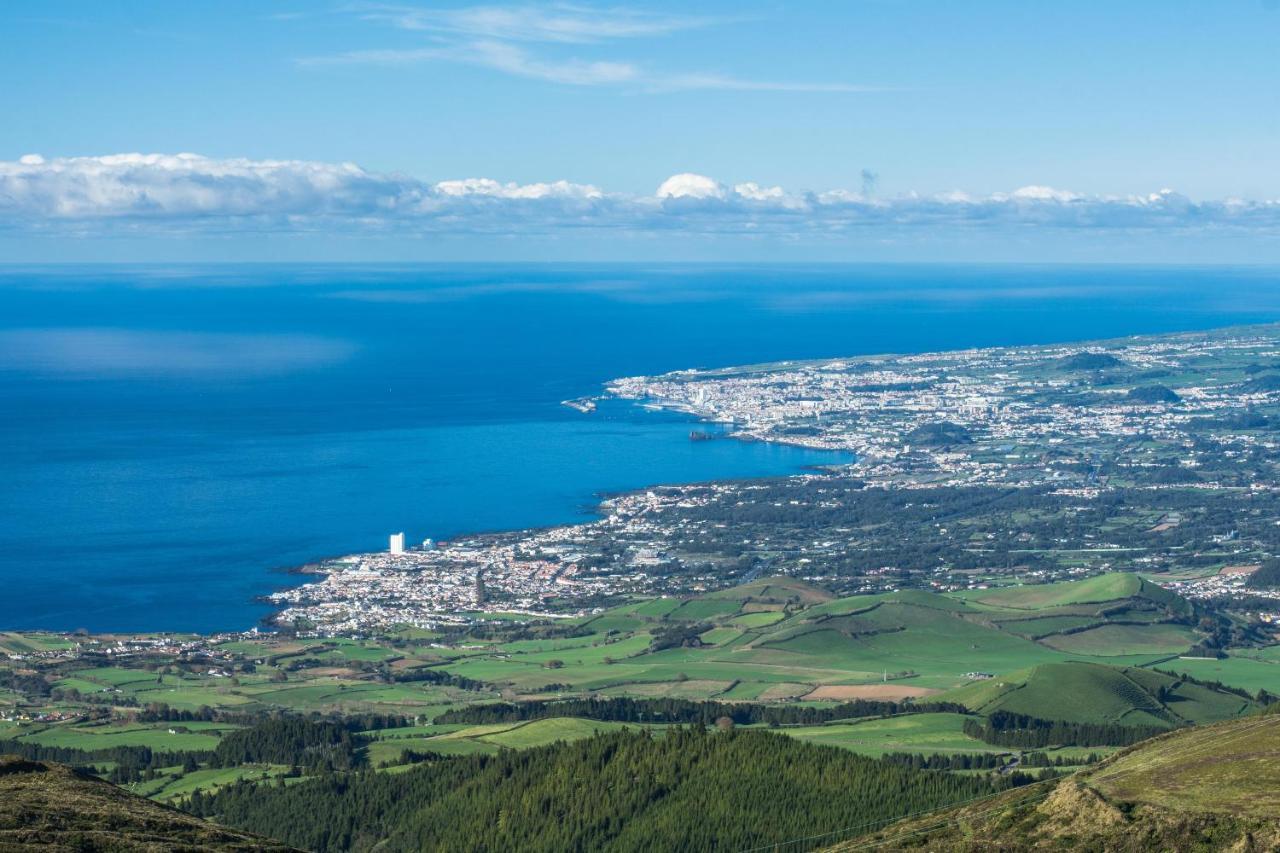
[[13, 722, 238, 752], [780, 713, 997, 756], [1038, 623, 1198, 656], [963, 573, 1144, 610], [0, 570, 1269, 792]]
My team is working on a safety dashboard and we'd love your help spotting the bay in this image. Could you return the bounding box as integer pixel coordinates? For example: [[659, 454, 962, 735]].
[[2, 263, 1278, 631]]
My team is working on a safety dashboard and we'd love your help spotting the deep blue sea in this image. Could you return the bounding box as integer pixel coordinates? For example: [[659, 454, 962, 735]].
[[2, 264, 1279, 632]]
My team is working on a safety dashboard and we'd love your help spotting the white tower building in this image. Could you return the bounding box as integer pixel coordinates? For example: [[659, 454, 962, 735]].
[[389, 532, 406, 554]]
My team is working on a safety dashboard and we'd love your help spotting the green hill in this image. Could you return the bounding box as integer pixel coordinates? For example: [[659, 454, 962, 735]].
[[964, 572, 1177, 611], [0, 754, 295, 852], [836, 713, 1280, 851], [1059, 352, 1123, 371], [701, 576, 834, 605], [933, 661, 1257, 728]]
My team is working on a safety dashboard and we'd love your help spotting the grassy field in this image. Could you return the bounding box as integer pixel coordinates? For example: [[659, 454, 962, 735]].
[[962, 573, 1145, 609], [1154, 654, 1280, 695], [127, 764, 290, 803], [362, 717, 652, 762], [1, 571, 1270, 781], [12, 721, 238, 752], [779, 713, 997, 756], [1038, 623, 1199, 656]]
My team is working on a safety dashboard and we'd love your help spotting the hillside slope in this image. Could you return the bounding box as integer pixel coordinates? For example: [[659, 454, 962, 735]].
[[835, 713, 1280, 851], [196, 727, 1002, 852], [0, 754, 295, 852], [934, 661, 1257, 728]]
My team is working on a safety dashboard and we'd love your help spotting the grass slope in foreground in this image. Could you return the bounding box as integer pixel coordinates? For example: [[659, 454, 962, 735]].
[[836, 712, 1280, 851], [0, 754, 295, 852]]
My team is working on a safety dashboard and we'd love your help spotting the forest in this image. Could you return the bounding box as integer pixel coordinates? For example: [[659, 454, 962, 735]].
[[962, 711, 1168, 748], [434, 696, 968, 727], [190, 727, 1009, 852]]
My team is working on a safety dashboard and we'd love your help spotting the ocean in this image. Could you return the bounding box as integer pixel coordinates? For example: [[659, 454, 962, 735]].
[[2, 264, 1279, 632]]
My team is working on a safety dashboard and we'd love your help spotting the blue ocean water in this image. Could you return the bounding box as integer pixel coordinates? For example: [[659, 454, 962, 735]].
[[2, 264, 1279, 632]]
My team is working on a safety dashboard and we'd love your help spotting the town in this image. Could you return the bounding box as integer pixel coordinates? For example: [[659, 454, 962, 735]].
[[269, 326, 1280, 636]]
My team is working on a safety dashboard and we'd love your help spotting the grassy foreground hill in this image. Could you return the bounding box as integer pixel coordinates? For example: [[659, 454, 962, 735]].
[[0, 754, 295, 852], [834, 712, 1280, 851]]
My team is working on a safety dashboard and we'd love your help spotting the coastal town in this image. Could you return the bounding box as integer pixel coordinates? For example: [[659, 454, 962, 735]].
[[269, 327, 1280, 635]]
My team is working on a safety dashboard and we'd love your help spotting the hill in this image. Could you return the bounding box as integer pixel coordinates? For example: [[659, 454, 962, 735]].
[[1242, 373, 1280, 393], [1126, 384, 1181, 404], [194, 727, 1002, 853], [1059, 352, 1123, 370], [1246, 559, 1280, 589], [933, 661, 1257, 729], [835, 713, 1280, 851], [906, 421, 973, 446], [0, 754, 295, 852]]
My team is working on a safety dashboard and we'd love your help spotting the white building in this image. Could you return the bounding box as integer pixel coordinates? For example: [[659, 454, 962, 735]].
[[389, 532, 406, 554]]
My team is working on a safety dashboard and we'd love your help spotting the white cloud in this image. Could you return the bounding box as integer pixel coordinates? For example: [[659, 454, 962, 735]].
[[434, 177, 602, 199], [310, 40, 641, 86], [1007, 185, 1083, 203], [360, 4, 717, 44], [656, 173, 725, 200], [4, 153, 1280, 242], [733, 181, 787, 202], [300, 3, 867, 92]]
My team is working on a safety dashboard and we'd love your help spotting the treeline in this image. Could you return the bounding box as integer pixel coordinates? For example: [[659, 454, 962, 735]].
[[211, 717, 367, 772], [963, 711, 1167, 748], [190, 727, 1011, 852], [387, 667, 486, 691], [1021, 751, 1103, 767], [0, 738, 210, 784], [881, 751, 1006, 771], [1246, 558, 1280, 589], [434, 696, 969, 727], [136, 702, 412, 731]]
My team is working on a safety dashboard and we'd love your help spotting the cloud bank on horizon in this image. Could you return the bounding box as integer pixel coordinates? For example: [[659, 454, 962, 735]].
[[3, 153, 1278, 247]]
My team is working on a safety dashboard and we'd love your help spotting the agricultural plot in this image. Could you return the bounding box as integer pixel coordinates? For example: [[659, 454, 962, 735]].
[[129, 765, 288, 803], [1157, 654, 1280, 695], [779, 713, 996, 757], [962, 573, 1149, 610], [416, 572, 1239, 700], [1039, 623, 1199, 656], [13, 722, 238, 752]]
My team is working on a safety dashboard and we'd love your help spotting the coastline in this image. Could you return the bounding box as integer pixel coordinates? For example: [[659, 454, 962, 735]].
[[263, 319, 1280, 635], [259, 397, 855, 633]]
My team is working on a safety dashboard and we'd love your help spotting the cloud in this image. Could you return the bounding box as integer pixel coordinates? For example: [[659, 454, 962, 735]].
[[0, 328, 356, 377], [4, 154, 1280, 243], [656, 173, 725, 200], [300, 3, 868, 92], [308, 40, 642, 86], [357, 3, 717, 43]]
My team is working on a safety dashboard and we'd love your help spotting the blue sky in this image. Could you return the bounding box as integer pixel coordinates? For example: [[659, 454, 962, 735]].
[[3, 1, 1280, 261]]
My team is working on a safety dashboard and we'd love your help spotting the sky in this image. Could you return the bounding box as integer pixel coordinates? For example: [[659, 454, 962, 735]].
[[3, 1, 1280, 262]]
